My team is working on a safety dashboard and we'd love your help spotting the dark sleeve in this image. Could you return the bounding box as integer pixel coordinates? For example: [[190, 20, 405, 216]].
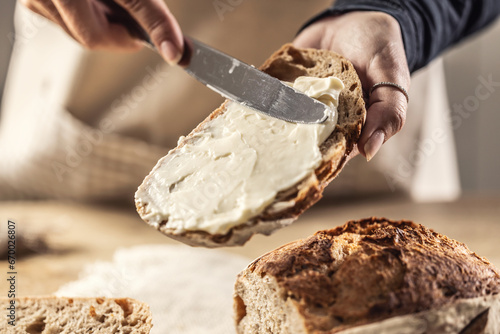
[[301, 0, 500, 73]]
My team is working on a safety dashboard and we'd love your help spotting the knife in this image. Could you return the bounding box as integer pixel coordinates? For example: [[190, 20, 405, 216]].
[[98, 0, 328, 124]]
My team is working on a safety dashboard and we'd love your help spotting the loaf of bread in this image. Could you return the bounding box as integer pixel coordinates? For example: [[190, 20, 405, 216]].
[[135, 44, 366, 247], [234, 218, 500, 333], [0, 296, 152, 333]]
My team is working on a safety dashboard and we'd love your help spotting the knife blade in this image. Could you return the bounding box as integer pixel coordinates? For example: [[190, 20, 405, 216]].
[[183, 39, 328, 124], [99, 0, 329, 124]]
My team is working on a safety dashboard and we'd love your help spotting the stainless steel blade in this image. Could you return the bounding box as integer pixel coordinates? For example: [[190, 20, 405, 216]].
[[97, 0, 328, 123], [183, 39, 328, 124]]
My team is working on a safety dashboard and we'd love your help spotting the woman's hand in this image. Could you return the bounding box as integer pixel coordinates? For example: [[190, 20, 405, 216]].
[[295, 11, 410, 161], [20, 0, 183, 64]]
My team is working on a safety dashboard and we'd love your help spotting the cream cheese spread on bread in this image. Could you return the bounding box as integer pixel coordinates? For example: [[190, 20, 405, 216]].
[[135, 76, 344, 235]]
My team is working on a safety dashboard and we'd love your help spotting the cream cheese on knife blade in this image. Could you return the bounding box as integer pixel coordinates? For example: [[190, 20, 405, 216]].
[[135, 76, 344, 235]]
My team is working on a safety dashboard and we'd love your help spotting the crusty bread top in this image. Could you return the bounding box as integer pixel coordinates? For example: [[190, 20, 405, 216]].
[[246, 217, 500, 333], [136, 44, 366, 247]]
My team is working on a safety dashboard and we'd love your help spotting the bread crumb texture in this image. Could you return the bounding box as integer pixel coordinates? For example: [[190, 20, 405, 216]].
[[235, 217, 500, 333], [0, 296, 152, 333]]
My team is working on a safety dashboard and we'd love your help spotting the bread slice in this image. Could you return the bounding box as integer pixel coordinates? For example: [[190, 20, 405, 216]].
[[234, 218, 500, 333], [135, 44, 366, 247], [1, 296, 152, 333]]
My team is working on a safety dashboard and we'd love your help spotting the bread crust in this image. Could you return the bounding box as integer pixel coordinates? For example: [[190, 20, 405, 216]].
[[135, 44, 366, 247], [236, 217, 500, 333]]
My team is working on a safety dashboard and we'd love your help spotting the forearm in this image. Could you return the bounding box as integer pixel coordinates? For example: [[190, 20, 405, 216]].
[[303, 0, 500, 73]]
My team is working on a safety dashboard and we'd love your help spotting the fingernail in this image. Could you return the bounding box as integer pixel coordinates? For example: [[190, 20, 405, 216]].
[[364, 130, 385, 162], [160, 41, 182, 65]]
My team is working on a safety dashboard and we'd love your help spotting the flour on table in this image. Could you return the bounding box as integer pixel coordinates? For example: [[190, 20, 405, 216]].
[[56, 245, 251, 334]]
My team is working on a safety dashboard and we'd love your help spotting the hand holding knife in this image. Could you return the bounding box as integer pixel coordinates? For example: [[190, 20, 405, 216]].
[[97, 0, 329, 124]]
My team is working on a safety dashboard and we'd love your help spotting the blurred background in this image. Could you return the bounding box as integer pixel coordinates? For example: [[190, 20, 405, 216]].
[[0, 1, 15, 104], [444, 23, 500, 194]]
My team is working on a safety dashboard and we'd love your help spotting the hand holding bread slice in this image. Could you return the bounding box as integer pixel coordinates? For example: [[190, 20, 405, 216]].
[[135, 44, 366, 247]]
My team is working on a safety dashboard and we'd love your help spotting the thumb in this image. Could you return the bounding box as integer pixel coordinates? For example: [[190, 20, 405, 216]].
[[358, 85, 409, 161], [114, 0, 184, 64]]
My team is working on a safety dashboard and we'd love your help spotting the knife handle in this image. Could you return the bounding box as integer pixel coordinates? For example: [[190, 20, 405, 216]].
[[97, 0, 154, 47]]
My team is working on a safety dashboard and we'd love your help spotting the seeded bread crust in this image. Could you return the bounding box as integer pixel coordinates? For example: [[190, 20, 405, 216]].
[[234, 218, 500, 333], [135, 44, 366, 247], [0, 296, 152, 333]]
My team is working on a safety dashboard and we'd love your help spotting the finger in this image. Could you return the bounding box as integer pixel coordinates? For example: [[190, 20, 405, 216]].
[[293, 23, 325, 49], [20, 0, 60, 26], [357, 34, 410, 161], [52, 0, 142, 51], [114, 0, 183, 64], [19, 0, 41, 14], [26, 0, 75, 39], [358, 87, 408, 161]]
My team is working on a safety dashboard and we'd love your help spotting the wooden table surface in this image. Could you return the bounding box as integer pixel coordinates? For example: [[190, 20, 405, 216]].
[[0, 195, 499, 296]]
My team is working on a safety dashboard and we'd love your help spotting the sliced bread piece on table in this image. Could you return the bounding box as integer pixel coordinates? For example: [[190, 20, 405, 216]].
[[135, 44, 366, 247], [234, 217, 500, 333], [1, 296, 152, 333]]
